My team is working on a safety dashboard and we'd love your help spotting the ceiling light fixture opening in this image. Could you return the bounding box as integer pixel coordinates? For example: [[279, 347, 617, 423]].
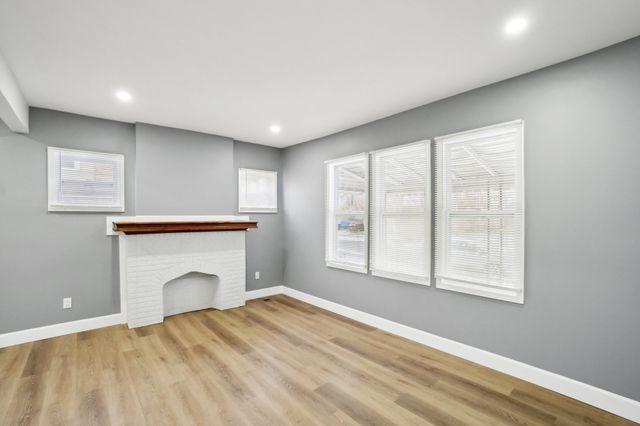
[[504, 17, 528, 35], [115, 90, 133, 103], [270, 124, 281, 134]]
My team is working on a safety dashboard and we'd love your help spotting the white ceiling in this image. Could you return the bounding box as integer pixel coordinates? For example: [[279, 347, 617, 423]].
[[1, 1, 639, 147]]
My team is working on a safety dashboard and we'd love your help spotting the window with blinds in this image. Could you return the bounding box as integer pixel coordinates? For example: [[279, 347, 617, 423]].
[[47, 147, 125, 212], [435, 120, 524, 303], [238, 168, 278, 213], [325, 153, 369, 273], [370, 141, 430, 285]]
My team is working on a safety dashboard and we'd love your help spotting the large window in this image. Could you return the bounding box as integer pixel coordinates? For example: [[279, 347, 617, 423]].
[[325, 153, 368, 273], [370, 141, 430, 285], [435, 120, 524, 303], [47, 147, 125, 212]]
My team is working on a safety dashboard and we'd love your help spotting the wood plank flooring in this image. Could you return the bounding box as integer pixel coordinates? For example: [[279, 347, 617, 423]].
[[0, 295, 634, 425]]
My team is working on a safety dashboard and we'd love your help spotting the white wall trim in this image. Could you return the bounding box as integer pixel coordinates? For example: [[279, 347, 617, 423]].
[[1, 285, 638, 422], [0, 283, 284, 349], [281, 287, 640, 423], [0, 51, 29, 133], [245, 285, 284, 301], [0, 313, 125, 349]]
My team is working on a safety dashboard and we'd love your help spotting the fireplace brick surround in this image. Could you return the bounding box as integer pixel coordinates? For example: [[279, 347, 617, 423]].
[[108, 216, 256, 328]]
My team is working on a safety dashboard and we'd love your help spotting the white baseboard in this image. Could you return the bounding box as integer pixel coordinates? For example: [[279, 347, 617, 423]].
[[0, 313, 125, 349], [281, 287, 640, 423], [0, 284, 286, 348], [245, 285, 284, 301], [1, 285, 637, 422]]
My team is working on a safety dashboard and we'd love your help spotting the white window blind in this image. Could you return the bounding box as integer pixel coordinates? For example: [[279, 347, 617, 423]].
[[238, 168, 278, 213], [47, 147, 125, 212], [435, 120, 524, 303], [370, 141, 431, 285], [325, 153, 369, 273]]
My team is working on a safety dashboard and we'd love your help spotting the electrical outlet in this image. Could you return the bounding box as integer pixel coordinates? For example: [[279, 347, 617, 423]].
[[63, 297, 72, 309], [255, 271, 260, 280]]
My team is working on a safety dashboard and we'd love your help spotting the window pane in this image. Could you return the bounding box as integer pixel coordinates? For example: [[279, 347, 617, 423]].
[[379, 214, 427, 277], [446, 137, 518, 212], [325, 154, 368, 272], [48, 147, 124, 212], [370, 141, 430, 284], [435, 121, 524, 303], [447, 215, 519, 288], [384, 190, 424, 212], [335, 215, 366, 266], [239, 169, 277, 212], [335, 163, 366, 213], [59, 155, 119, 204]]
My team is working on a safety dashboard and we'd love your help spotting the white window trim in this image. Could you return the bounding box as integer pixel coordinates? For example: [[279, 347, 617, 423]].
[[238, 168, 278, 213], [435, 120, 525, 304], [47, 147, 125, 212], [370, 140, 431, 286], [325, 153, 369, 274], [372, 269, 430, 286]]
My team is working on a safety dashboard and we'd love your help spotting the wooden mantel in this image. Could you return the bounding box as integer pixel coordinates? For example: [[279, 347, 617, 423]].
[[113, 221, 257, 235], [107, 215, 257, 235]]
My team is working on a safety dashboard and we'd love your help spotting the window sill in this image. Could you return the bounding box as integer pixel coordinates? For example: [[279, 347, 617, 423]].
[[436, 277, 524, 304], [371, 270, 430, 286], [48, 205, 125, 213], [238, 208, 278, 214], [326, 261, 368, 274]]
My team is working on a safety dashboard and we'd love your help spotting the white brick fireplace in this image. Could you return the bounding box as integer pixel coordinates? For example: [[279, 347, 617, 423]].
[[107, 216, 257, 328]]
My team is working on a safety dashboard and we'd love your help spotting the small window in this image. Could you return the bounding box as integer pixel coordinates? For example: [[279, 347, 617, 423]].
[[325, 153, 369, 273], [47, 147, 125, 212], [238, 168, 278, 213], [370, 141, 431, 285], [435, 120, 524, 303]]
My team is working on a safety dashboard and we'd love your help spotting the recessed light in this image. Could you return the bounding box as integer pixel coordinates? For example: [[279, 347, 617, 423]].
[[504, 17, 528, 35], [115, 90, 132, 103], [270, 124, 281, 134]]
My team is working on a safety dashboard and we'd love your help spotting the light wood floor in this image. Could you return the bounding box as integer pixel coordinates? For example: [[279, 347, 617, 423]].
[[0, 295, 634, 426]]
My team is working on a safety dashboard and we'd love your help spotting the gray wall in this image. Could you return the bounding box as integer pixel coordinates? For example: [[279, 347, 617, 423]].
[[282, 37, 640, 400], [135, 124, 283, 290], [0, 108, 136, 333], [0, 111, 284, 334], [233, 141, 284, 291], [1, 36, 637, 401], [135, 123, 235, 299], [135, 123, 234, 215]]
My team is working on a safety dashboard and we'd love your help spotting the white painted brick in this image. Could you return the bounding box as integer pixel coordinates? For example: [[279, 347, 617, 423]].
[[121, 231, 246, 329]]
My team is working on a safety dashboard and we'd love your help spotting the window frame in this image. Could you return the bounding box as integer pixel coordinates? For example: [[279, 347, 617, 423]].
[[370, 140, 431, 286], [47, 146, 125, 212], [238, 168, 278, 214], [435, 120, 525, 303], [325, 153, 369, 274]]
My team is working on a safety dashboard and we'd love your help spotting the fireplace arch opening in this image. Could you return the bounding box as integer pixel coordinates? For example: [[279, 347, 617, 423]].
[[117, 229, 247, 328], [162, 271, 220, 317]]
